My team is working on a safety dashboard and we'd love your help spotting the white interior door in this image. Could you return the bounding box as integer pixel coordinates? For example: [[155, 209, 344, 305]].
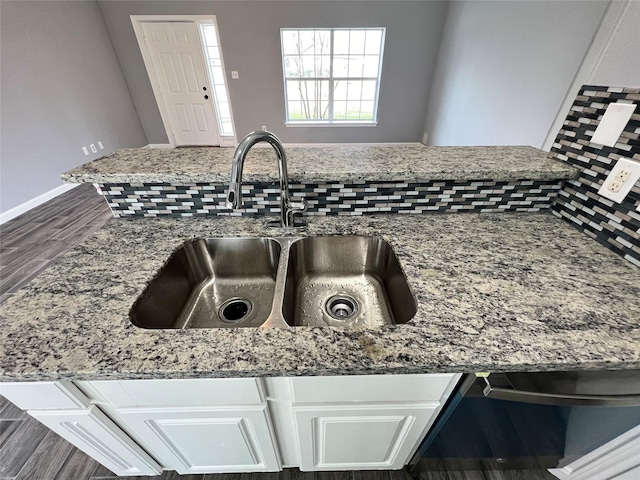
[[141, 21, 221, 146]]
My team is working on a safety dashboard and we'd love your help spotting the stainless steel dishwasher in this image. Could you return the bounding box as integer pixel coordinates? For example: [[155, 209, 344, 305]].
[[409, 370, 640, 476]]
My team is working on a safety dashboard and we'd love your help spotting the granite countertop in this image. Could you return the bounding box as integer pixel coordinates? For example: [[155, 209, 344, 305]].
[[1, 212, 639, 381], [61, 145, 577, 184]]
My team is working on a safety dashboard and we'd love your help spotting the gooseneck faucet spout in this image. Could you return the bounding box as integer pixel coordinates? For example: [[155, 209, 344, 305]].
[[226, 131, 306, 228]]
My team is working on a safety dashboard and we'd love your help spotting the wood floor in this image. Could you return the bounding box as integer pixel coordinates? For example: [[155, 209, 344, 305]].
[[0, 184, 112, 304], [0, 186, 557, 480]]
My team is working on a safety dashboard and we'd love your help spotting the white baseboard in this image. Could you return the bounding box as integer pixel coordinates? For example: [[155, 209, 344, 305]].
[[548, 424, 640, 480], [144, 144, 173, 149], [0, 183, 80, 225]]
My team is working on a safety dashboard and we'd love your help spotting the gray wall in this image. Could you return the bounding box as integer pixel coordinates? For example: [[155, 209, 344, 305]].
[[0, 0, 147, 214], [589, 1, 640, 86], [97, 0, 449, 144], [422, 0, 608, 148]]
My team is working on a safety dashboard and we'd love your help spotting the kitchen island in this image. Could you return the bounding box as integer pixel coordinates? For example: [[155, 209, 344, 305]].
[[2, 143, 639, 476]]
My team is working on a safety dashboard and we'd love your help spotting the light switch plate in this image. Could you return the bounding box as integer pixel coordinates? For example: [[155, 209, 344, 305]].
[[598, 158, 640, 203], [82, 146, 89, 156], [591, 102, 636, 147]]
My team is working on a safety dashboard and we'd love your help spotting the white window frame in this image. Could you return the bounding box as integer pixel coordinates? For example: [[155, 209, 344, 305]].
[[280, 28, 386, 127]]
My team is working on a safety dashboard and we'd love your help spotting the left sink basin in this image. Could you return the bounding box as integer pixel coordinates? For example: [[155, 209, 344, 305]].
[[130, 238, 281, 329]]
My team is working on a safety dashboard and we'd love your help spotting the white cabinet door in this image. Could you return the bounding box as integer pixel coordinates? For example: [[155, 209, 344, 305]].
[[294, 404, 439, 471], [115, 405, 281, 474], [30, 406, 161, 476]]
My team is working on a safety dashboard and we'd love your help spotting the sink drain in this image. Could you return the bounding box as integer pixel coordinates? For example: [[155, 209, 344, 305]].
[[325, 295, 359, 321], [218, 298, 252, 323]]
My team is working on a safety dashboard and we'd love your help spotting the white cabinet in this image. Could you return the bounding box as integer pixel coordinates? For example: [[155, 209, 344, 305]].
[[112, 406, 280, 474], [79, 378, 281, 475], [294, 404, 438, 470], [0, 382, 161, 476], [2, 373, 461, 476], [266, 373, 461, 472]]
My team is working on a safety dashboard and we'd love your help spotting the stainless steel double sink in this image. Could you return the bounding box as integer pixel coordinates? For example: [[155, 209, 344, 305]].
[[130, 236, 416, 329]]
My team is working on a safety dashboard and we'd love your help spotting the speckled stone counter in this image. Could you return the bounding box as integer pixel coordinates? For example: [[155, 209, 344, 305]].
[[1, 213, 638, 381], [61, 145, 576, 184]]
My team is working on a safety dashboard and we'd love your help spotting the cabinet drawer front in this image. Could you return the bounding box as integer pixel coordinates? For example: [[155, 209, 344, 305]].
[[80, 378, 265, 408], [0, 381, 89, 410], [290, 374, 457, 404]]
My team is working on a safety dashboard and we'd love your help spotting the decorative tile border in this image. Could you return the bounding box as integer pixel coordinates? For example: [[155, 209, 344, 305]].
[[97, 179, 562, 218], [551, 85, 640, 267]]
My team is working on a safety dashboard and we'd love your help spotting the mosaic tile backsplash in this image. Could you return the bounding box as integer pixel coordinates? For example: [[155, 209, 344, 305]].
[[98, 179, 563, 218], [550, 85, 640, 267]]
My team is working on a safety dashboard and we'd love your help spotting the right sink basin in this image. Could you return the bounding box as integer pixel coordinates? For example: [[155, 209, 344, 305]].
[[282, 236, 417, 327]]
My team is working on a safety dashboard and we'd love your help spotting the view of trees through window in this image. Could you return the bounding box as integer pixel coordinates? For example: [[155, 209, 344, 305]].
[[281, 28, 385, 123]]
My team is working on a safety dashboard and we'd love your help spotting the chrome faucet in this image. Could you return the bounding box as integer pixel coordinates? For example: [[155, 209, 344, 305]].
[[226, 131, 306, 228]]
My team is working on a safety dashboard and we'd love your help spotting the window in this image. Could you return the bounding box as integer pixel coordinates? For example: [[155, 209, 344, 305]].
[[281, 28, 385, 124], [200, 23, 234, 136]]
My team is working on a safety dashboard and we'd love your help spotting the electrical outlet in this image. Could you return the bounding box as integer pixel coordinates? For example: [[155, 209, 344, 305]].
[[261, 125, 267, 131], [90, 144, 97, 153], [591, 102, 636, 147], [422, 132, 429, 145], [231, 71, 239, 79], [608, 180, 623, 193], [82, 146, 89, 156], [598, 158, 640, 203], [97, 141, 104, 150]]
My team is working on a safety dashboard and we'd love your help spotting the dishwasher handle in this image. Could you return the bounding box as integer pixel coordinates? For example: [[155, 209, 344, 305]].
[[480, 374, 640, 407]]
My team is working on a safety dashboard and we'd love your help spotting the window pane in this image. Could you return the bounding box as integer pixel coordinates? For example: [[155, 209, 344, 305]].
[[314, 30, 331, 55], [203, 25, 218, 47], [346, 80, 363, 102], [282, 31, 299, 54], [287, 80, 301, 101], [365, 30, 382, 54], [333, 100, 347, 119], [316, 55, 331, 77], [288, 101, 303, 120], [349, 30, 366, 55], [284, 55, 300, 77], [216, 84, 228, 100], [334, 30, 350, 54], [207, 48, 220, 61], [222, 121, 233, 135], [347, 55, 364, 78], [361, 80, 376, 101], [334, 80, 347, 101], [217, 102, 230, 118], [347, 101, 361, 120], [212, 66, 224, 84], [360, 101, 374, 120], [362, 55, 379, 77], [333, 55, 349, 77], [297, 30, 316, 54], [301, 55, 315, 77]]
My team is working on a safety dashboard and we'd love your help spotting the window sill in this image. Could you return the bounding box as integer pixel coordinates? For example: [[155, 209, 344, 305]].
[[285, 122, 378, 128]]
